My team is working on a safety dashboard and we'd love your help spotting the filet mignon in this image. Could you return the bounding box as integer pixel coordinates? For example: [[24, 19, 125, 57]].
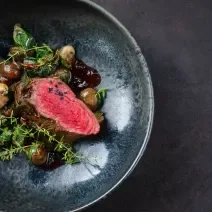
[[14, 78, 100, 142]]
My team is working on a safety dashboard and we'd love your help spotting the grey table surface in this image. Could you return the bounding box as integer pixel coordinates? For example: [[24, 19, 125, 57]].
[[85, 0, 212, 212]]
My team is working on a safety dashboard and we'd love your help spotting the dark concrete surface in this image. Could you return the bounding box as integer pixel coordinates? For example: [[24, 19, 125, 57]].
[[86, 0, 212, 211]]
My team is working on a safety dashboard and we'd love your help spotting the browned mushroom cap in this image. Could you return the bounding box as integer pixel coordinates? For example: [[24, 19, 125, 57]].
[[0, 83, 8, 95], [9, 46, 26, 61], [0, 62, 22, 81], [79, 88, 98, 112], [59, 45, 75, 68], [26, 146, 48, 166], [0, 95, 9, 109], [9, 46, 35, 62]]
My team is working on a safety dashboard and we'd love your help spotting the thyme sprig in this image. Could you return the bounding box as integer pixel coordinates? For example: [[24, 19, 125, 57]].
[[36, 127, 82, 164], [0, 143, 38, 161], [0, 113, 82, 164]]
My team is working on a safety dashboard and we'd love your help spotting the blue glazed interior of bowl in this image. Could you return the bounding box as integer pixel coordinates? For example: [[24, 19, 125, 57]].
[[0, 1, 153, 211]]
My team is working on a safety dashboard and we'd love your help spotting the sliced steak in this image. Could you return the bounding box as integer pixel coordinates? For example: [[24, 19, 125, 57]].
[[14, 78, 100, 142]]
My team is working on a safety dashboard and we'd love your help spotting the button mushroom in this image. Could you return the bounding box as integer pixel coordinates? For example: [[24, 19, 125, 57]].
[[9, 46, 34, 62], [0, 83, 9, 109], [1, 62, 22, 80], [0, 96, 9, 109], [0, 61, 22, 85], [26, 146, 48, 166], [0, 83, 8, 95], [59, 45, 75, 68], [79, 88, 98, 112]]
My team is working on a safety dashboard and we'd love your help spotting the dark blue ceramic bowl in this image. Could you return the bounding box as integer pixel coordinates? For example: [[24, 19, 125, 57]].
[[0, 0, 154, 211]]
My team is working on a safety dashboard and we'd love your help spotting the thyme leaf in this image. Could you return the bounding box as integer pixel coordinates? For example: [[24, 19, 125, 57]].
[[96, 88, 107, 108]]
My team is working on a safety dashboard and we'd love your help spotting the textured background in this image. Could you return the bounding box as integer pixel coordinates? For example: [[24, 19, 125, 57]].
[[86, 0, 212, 211]]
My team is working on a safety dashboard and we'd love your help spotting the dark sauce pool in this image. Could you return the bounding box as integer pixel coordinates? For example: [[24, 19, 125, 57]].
[[40, 152, 64, 171], [70, 59, 101, 90]]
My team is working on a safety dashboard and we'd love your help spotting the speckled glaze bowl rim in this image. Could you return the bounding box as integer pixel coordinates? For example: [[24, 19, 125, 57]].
[[71, 0, 154, 211]]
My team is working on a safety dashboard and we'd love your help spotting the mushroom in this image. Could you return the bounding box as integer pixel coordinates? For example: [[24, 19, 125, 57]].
[[0, 83, 8, 95], [0, 61, 22, 84], [0, 95, 9, 109], [79, 88, 98, 112], [26, 146, 48, 166], [0, 83, 9, 109], [59, 45, 75, 68], [9, 46, 34, 62]]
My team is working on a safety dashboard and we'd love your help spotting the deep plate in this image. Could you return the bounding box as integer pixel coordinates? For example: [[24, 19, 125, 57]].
[[0, 0, 154, 211]]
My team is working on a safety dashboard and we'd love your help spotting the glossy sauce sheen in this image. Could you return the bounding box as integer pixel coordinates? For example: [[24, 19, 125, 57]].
[[40, 152, 64, 171], [71, 59, 101, 90]]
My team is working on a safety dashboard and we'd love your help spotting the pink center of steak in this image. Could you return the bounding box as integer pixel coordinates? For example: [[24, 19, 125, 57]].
[[30, 78, 100, 135]]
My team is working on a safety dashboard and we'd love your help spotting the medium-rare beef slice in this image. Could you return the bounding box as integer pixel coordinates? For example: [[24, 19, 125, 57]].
[[14, 78, 100, 142]]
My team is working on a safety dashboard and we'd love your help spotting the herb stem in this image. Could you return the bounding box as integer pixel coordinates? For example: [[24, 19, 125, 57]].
[[29, 45, 53, 52], [0, 144, 33, 160], [0, 52, 19, 65]]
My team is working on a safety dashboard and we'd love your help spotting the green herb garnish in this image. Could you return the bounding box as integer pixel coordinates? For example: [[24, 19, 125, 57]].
[[36, 44, 53, 58], [0, 113, 82, 164], [13, 24, 35, 49], [96, 88, 107, 108], [0, 128, 12, 145]]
